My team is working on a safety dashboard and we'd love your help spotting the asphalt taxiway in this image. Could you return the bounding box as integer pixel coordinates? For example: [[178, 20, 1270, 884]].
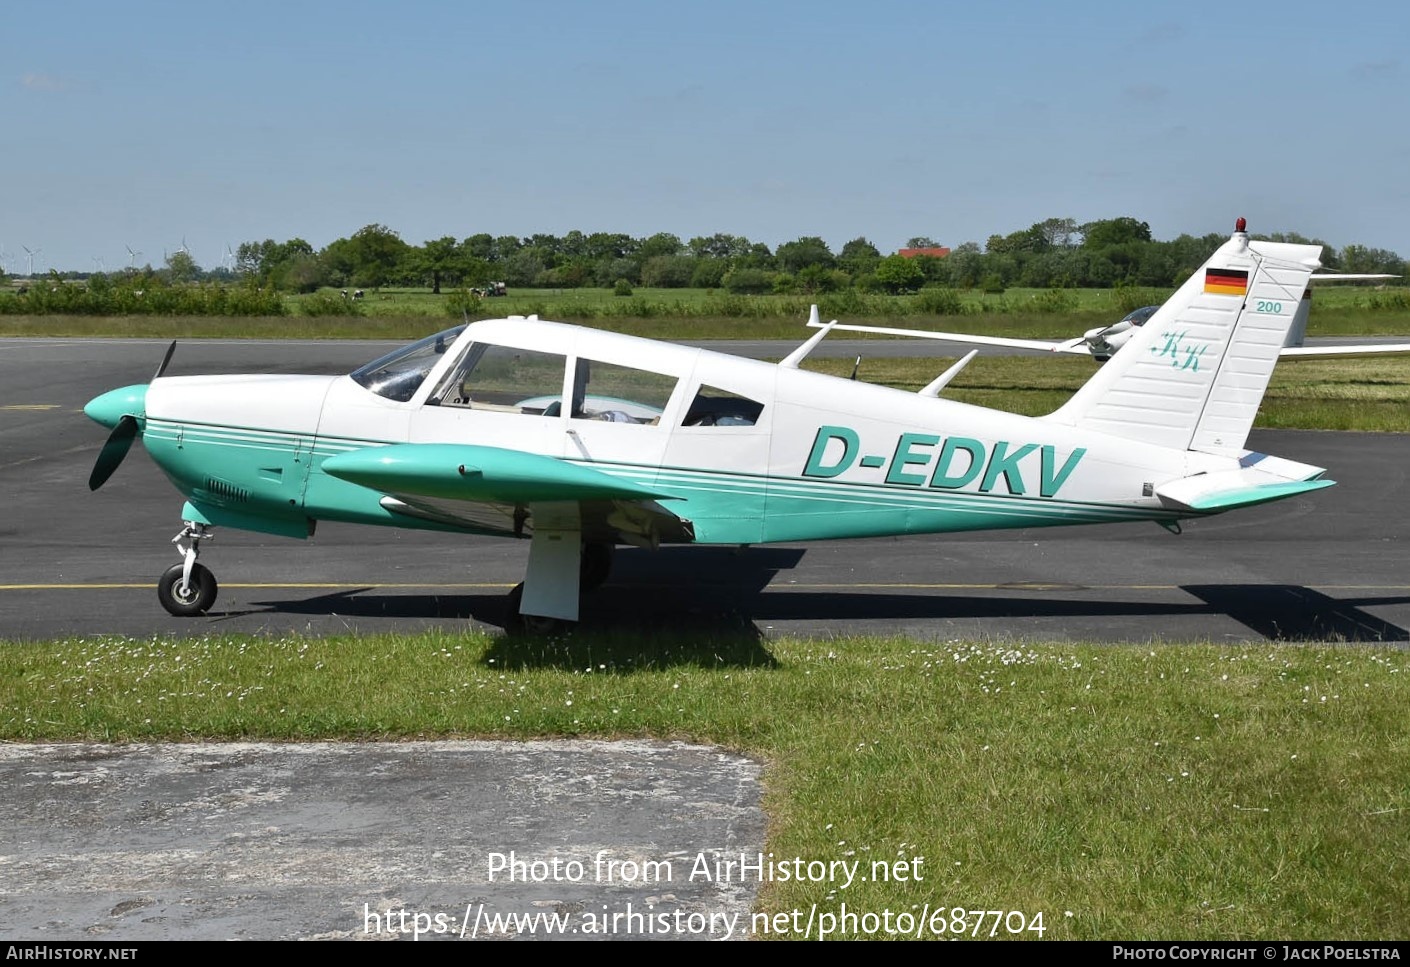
[[3, 336, 1409, 645]]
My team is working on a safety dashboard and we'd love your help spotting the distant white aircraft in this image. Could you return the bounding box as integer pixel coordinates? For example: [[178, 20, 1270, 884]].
[[809, 271, 1407, 361]]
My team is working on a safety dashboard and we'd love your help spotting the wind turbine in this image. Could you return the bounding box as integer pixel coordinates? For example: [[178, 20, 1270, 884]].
[[22, 245, 41, 277], [126, 245, 143, 268]]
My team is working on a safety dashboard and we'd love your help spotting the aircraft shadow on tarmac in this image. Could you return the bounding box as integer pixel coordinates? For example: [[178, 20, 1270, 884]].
[[232, 580, 1410, 646], [1181, 585, 1410, 643], [598, 584, 1410, 643], [203, 544, 1410, 645]]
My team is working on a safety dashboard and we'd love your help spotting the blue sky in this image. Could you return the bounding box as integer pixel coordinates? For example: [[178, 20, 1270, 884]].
[[4, 0, 1406, 274]]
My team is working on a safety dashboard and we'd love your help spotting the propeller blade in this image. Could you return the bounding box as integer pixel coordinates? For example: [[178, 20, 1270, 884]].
[[1053, 336, 1092, 353], [88, 415, 139, 491], [154, 340, 177, 380]]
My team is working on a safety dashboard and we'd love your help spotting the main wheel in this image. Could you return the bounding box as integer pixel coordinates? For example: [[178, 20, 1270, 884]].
[[580, 542, 614, 593], [158, 562, 218, 616], [504, 582, 576, 636]]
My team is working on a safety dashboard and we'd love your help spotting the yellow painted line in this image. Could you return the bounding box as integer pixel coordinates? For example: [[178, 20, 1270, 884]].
[[5, 581, 1410, 593], [0, 443, 98, 472], [0, 582, 516, 591], [785, 582, 1410, 592], [0, 404, 62, 411]]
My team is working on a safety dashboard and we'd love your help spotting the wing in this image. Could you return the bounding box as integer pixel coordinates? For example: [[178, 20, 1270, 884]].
[[321, 444, 692, 546], [1279, 342, 1410, 358], [805, 320, 1092, 354]]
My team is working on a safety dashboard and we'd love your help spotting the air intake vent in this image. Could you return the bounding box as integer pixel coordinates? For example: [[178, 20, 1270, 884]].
[[204, 477, 250, 503]]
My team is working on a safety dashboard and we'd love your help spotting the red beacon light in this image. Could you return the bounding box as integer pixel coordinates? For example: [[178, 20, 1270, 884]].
[[1235, 216, 1247, 233]]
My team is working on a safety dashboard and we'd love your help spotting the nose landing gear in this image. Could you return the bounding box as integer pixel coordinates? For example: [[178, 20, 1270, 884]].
[[158, 522, 218, 616]]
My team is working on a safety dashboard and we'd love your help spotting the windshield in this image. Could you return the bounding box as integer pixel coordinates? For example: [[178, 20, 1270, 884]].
[[1123, 305, 1160, 327], [350, 326, 465, 401]]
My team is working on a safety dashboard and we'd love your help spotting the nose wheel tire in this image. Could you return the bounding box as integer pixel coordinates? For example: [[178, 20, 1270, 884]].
[[157, 563, 219, 616]]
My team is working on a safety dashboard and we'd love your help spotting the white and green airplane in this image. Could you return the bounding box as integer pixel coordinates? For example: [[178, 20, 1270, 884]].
[[86, 219, 1335, 633]]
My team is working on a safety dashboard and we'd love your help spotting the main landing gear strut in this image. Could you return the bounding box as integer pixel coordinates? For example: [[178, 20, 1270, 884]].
[[157, 521, 218, 616], [504, 540, 615, 635]]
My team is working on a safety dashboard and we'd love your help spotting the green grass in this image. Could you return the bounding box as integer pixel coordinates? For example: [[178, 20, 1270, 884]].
[[3, 631, 1406, 939], [318, 283, 1410, 320], [5, 282, 1409, 341]]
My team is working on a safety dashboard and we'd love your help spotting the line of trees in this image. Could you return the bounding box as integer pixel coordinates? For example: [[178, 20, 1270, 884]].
[[8, 218, 1405, 298], [230, 218, 1409, 296], [0, 269, 284, 316]]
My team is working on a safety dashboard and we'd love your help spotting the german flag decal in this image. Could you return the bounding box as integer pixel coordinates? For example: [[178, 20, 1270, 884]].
[[1204, 267, 1249, 296]]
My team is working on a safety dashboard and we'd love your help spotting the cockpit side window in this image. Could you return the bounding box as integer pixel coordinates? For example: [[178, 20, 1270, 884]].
[[429, 344, 569, 416], [351, 325, 465, 402]]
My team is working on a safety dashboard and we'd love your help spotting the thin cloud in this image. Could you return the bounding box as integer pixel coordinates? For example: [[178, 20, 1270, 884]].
[[20, 72, 70, 92], [1351, 59, 1399, 79], [1123, 83, 1169, 104], [1134, 22, 1183, 45]]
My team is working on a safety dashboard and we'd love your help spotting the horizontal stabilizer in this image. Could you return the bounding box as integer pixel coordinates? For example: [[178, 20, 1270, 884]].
[[1155, 469, 1335, 513], [322, 444, 676, 504]]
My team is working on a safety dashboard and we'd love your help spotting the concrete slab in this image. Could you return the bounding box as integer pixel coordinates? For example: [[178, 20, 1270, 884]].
[[0, 741, 765, 941]]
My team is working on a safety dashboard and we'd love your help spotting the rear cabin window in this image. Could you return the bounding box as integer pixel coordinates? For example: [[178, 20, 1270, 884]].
[[682, 385, 765, 427]]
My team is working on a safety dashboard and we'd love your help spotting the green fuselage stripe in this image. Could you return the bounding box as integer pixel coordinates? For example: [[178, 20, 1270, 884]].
[[142, 419, 1183, 544]]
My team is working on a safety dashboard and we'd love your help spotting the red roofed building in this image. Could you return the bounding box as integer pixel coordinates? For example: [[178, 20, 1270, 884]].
[[897, 246, 950, 259]]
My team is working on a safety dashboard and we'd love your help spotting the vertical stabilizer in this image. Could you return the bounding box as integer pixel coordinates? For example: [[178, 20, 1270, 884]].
[[1044, 222, 1321, 455]]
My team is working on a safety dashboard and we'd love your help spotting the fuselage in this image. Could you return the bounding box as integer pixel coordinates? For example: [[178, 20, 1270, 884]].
[[104, 318, 1240, 546]]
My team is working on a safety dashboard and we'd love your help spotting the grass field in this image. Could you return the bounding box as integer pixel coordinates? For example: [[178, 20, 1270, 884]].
[[3, 631, 1405, 940], [4, 281, 1408, 342], [301, 283, 1410, 321]]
